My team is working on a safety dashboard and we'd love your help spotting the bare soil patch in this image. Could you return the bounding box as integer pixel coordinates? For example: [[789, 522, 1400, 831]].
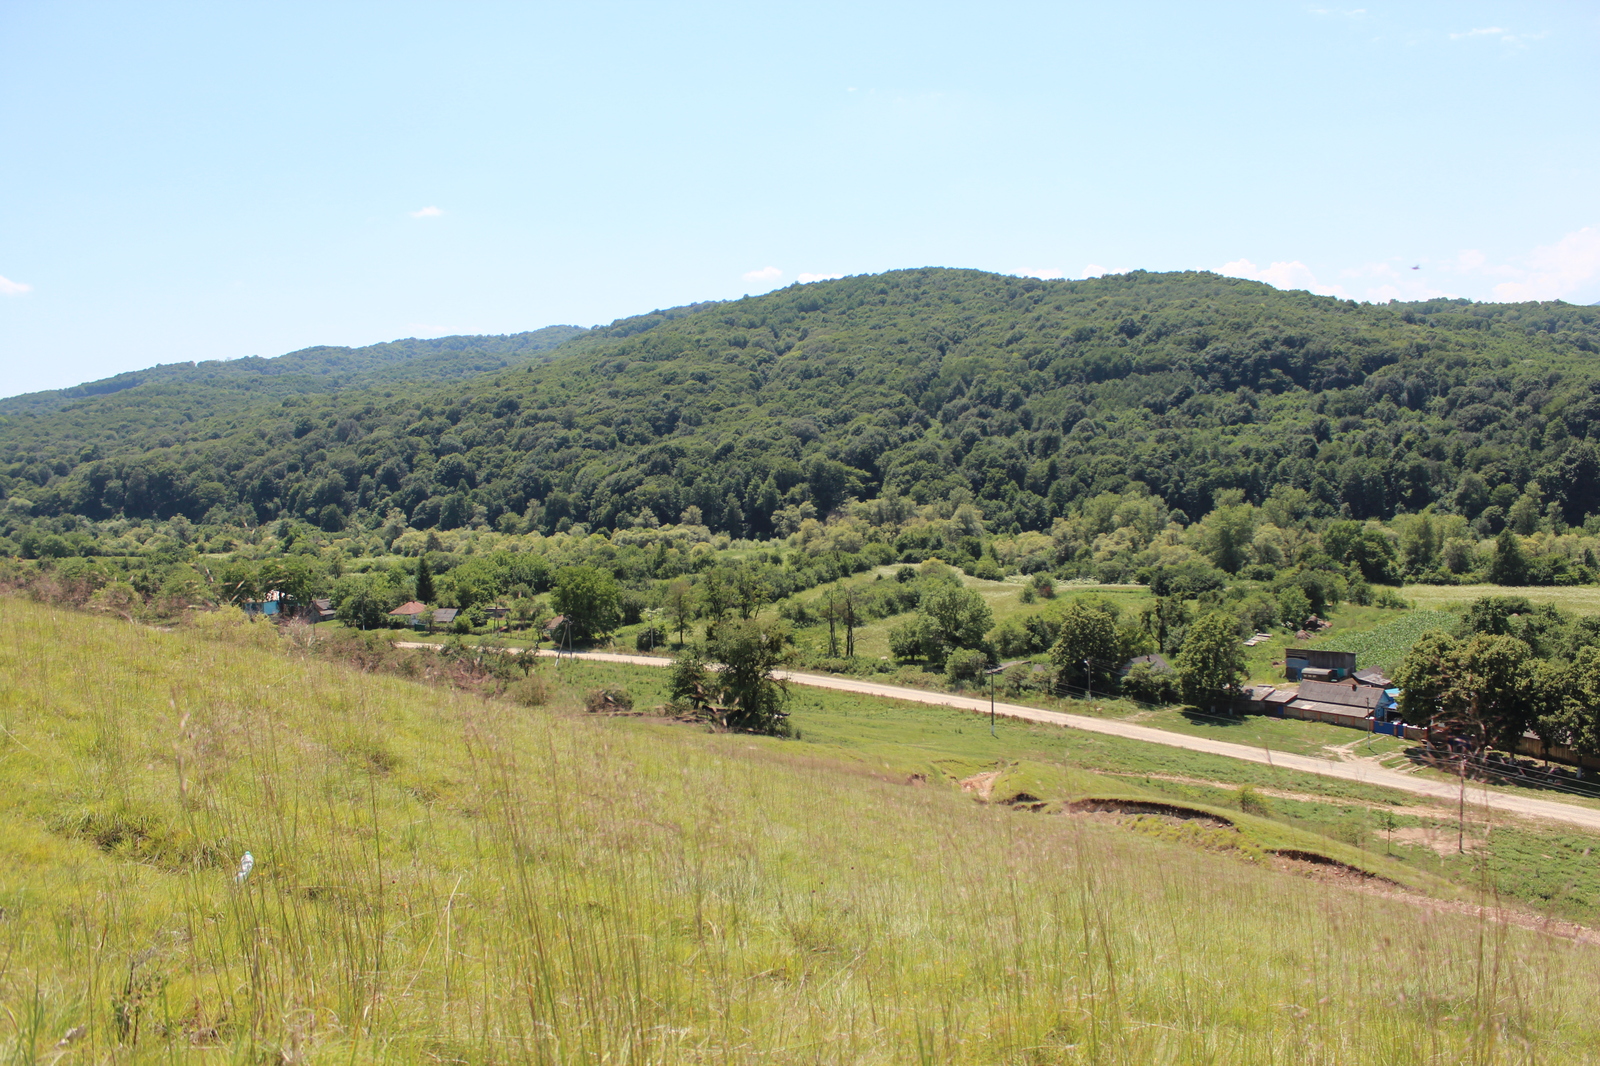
[[959, 771, 999, 801], [1067, 797, 1236, 829], [1390, 825, 1485, 854], [1268, 848, 1399, 887]]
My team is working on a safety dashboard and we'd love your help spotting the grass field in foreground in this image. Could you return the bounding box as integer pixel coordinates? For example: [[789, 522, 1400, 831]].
[[5, 600, 1600, 1063]]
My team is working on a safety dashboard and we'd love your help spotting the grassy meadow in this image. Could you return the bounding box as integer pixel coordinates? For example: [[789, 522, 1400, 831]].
[[5, 599, 1600, 1062], [1402, 585, 1600, 616]]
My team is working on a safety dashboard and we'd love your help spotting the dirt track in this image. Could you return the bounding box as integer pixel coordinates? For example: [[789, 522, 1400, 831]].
[[395, 644, 1600, 832]]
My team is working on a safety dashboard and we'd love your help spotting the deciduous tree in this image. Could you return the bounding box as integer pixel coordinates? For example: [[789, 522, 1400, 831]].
[[551, 565, 622, 642], [1174, 612, 1245, 709]]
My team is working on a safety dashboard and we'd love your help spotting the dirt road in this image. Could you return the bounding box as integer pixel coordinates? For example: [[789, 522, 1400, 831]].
[[396, 643, 1600, 831]]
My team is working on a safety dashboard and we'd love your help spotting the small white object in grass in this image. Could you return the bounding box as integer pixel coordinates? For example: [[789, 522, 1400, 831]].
[[236, 851, 254, 884]]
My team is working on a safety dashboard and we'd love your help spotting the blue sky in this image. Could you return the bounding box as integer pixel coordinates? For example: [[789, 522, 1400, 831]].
[[1, 1, 1596, 397]]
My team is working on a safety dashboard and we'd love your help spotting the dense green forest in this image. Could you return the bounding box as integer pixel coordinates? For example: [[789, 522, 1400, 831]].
[[4, 269, 1600, 546], [11, 266, 1600, 757]]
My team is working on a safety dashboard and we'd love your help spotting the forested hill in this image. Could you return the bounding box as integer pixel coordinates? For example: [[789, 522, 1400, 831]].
[[4, 267, 1600, 537], [0, 324, 598, 415]]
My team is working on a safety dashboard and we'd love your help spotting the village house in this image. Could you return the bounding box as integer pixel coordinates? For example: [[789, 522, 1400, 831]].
[[304, 597, 336, 624], [388, 601, 430, 628], [1283, 678, 1399, 730]]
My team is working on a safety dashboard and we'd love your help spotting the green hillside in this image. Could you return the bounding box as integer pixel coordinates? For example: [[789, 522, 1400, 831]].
[[4, 596, 1596, 1063], [0, 325, 590, 415], [4, 269, 1600, 537]]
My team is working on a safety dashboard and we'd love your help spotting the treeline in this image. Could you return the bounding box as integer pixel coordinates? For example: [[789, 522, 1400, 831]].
[[11, 463, 1600, 638], [4, 269, 1600, 546], [1395, 596, 1600, 762]]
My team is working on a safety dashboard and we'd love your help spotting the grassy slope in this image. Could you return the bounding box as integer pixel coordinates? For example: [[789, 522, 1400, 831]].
[[389, 596, 1600, 874], [4, 601, 1600, 1062]]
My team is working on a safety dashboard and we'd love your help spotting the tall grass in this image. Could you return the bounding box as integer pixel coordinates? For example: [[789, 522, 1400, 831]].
[[1, 598, 1597, 1062]]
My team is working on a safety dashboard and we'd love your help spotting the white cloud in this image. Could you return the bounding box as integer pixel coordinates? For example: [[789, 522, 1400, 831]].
[[409, 206, 444, 218], [797, 272, 844, 283], [742, 266, 782, 282], [1080, 264, 1129, 278], [1450, 25, 1544, 44], [1219, 258, 1352, 298], [1490, 226, 1600, 302], [1014, 268, 1065, 280], [1212, 227, 1599, 306], [0, 275, 31, 296]]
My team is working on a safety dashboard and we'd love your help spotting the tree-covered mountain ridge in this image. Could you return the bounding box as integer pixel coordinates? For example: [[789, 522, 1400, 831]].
[[0, 324, 592, 415], [4, 267, 1600, 538]]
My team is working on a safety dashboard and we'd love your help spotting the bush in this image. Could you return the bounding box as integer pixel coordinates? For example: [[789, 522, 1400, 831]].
[[1277, 586, 1312, 629], [972, 558, 1003, 580], [1121, 660, 1181, 704], [1235, 593, 1279, 633], [584, 686, 634, 714], [1237, 786, 1272, 818], [777, 599, 817, 625], [945, 647, 991, 685], [1374, 588, 1413, 609], [989, 618, 1034, 658], [634, 625, 668, 651], [999, 661, 1045, 697], [507, 674, 550, 707], [1019, 585, 1037, 604]]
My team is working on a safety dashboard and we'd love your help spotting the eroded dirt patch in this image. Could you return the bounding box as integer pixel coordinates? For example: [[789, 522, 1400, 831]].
[[1067, 798, 1236, 829], [1389, 825, 1485, 854], [960, 771, 999, 801], [1268, 848, 1399, 887]]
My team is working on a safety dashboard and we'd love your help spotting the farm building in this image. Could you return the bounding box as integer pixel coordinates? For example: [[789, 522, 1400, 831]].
[[241, 589, 292, 617], [1282, 679, 1398, 730], [1283, 648, 1357, 681], [1119, 653, 1170, 674]]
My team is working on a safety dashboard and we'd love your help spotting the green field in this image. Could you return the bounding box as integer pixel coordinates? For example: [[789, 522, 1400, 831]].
[[1404, 584, 1600, 616], [9, 598, 1600, 1062], [1312, 609, 1458, 673]]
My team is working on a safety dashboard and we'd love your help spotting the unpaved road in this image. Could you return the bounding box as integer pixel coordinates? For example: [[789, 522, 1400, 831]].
[[397, 644, 1600, 831]]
